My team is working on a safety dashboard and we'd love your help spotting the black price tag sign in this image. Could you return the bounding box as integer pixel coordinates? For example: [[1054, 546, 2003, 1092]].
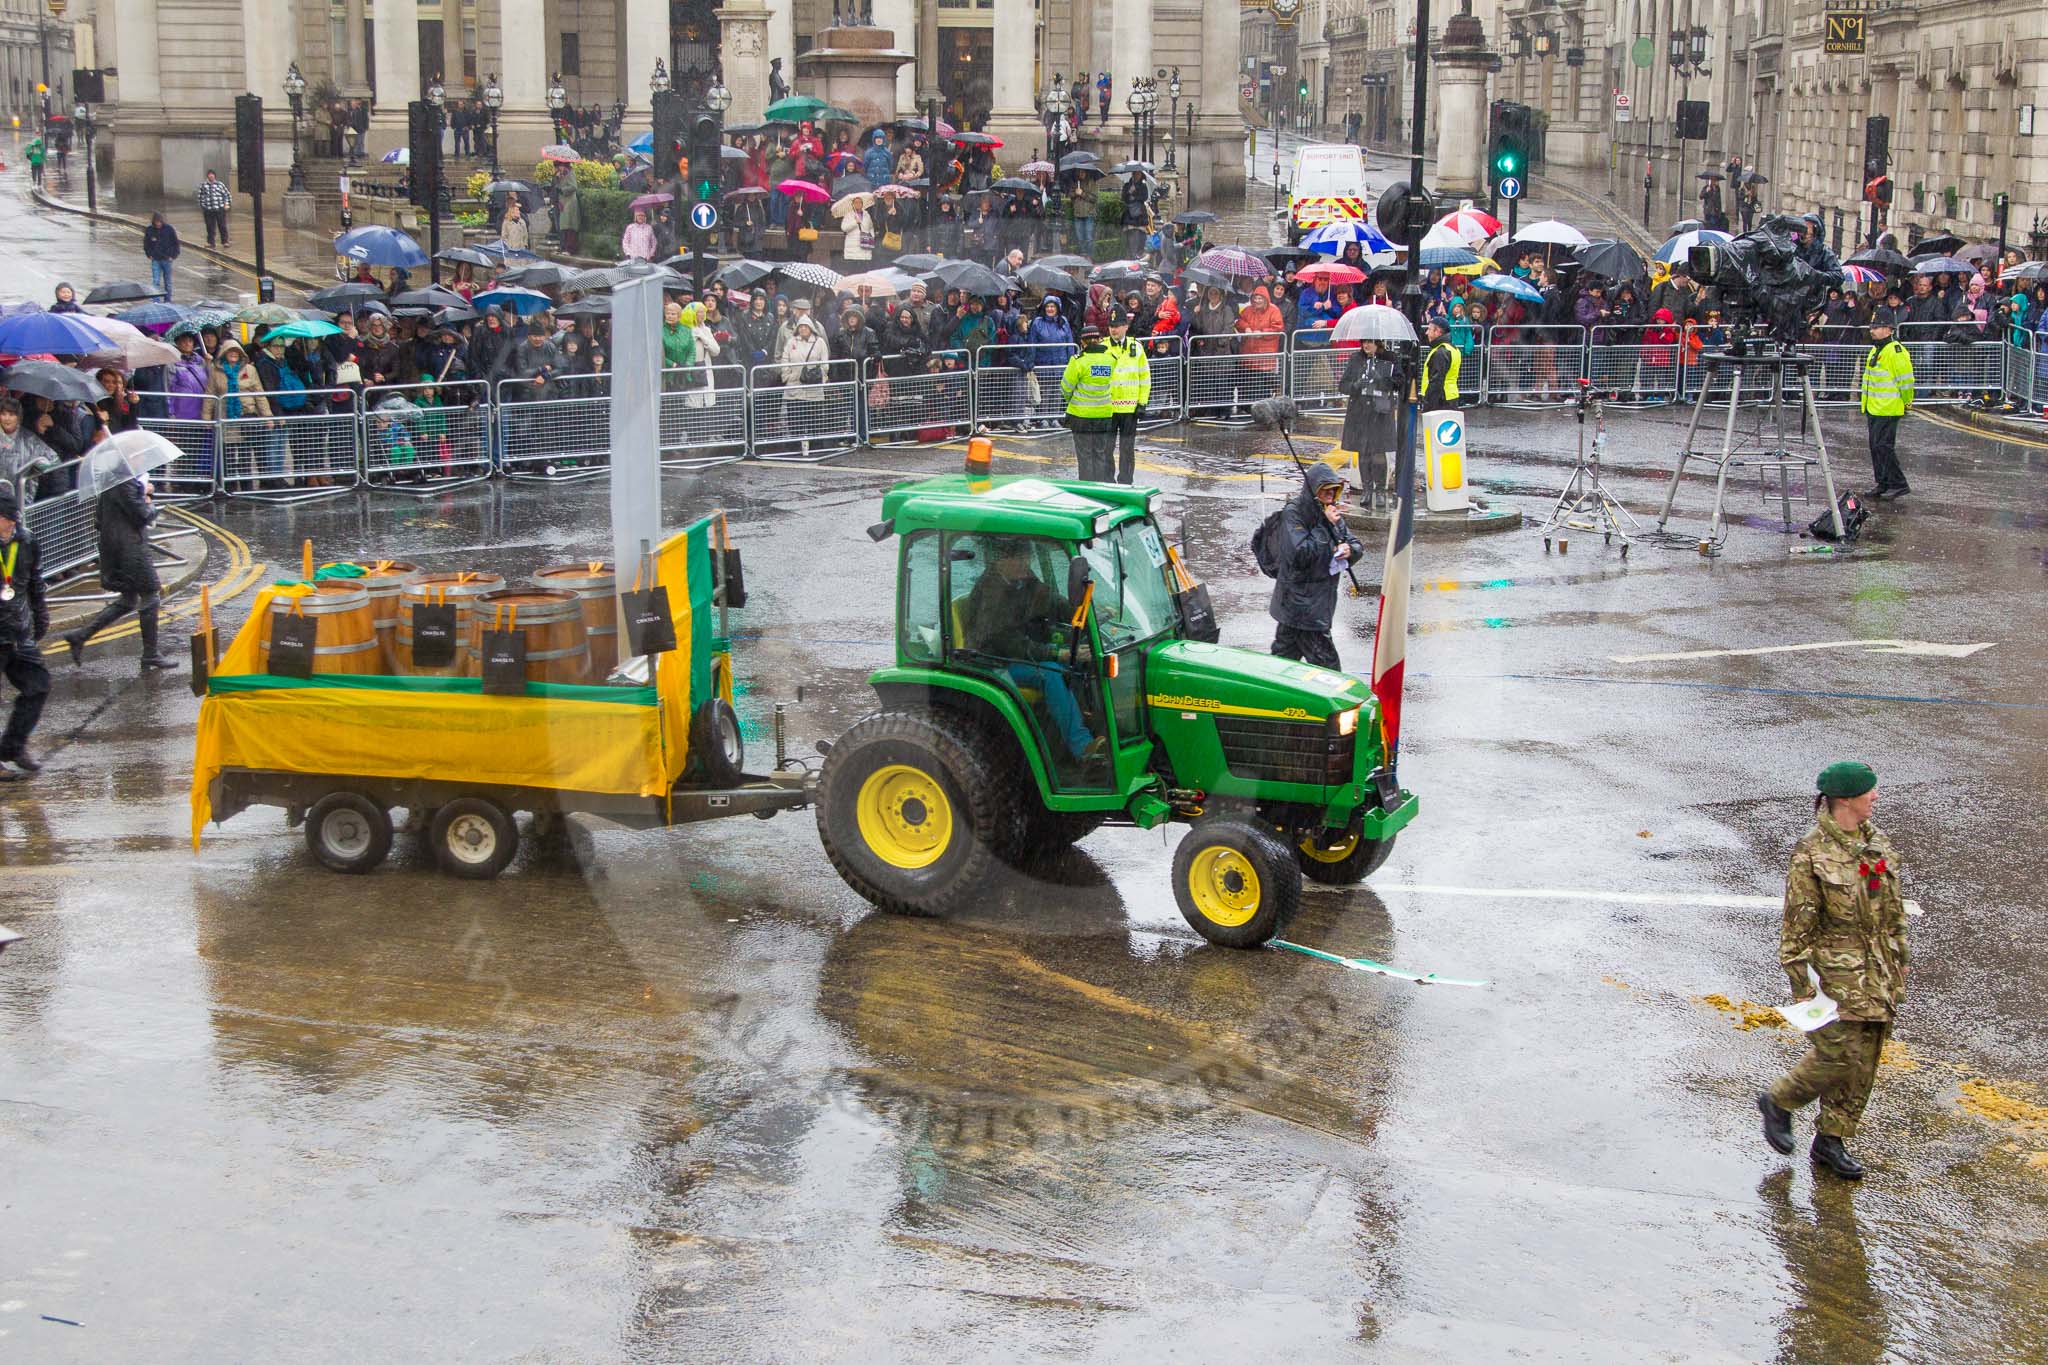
[[268, 612, 317, 679], [410, 601, 457, 667], [479, 628, 528, 695], [621, 586, 677, 656]]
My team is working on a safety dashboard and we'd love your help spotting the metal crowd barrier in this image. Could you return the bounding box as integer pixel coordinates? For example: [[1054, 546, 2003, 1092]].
[[497, 376, 610, 481], [131, 392, 223, 501], [2007, 329, 2043, 414], [1143, 334, 1187, 428], [1902, 337, 2008, 403], [363, 379, 495, 492], [217, 387, 361, 502], [658, 364, 749, 471], [973, 341, 1077, 435], [1181, 332, 1272, 423], [1584, 325, 1678, 405], [750, 357, 860, 463], [1796, 328, 1868, 404], [1285, 330, 1348, 412], [1480, 326, 1585, 405], [12, 455, 99, 584], [864, 352, 972, 446]]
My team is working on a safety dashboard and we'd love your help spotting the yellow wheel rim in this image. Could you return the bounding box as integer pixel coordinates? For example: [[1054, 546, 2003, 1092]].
[[1300, 830, 1360, 864], [855, 763, 954, 870], [1187, 846, 1262, 927]]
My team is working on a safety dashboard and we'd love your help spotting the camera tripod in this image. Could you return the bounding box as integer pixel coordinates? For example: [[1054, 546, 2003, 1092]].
[[1539, 381, 1638, 557], [1652, 349, 1845, 556]]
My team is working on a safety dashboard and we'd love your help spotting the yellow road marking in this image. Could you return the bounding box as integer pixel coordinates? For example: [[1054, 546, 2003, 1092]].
[[1914, 407, 2048, 450], [79, 506, 261, 644]]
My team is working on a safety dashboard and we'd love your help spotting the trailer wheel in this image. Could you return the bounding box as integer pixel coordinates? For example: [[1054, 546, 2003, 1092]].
[[1297, 826, 1397, 885], [816, 711, 1005, 918], [692, 698, 746, 787], [430, 797, 519, 879], [305, 792, 393, 874], [1172, 819, 1302, 948]]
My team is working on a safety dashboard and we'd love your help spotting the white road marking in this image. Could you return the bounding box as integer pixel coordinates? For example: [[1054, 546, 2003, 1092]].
[[1611, 639, 1996, 664], [1380, 882, 1923, 916]]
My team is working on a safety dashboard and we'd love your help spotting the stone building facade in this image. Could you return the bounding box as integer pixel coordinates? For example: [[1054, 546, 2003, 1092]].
[[0, 0, 77, 127]]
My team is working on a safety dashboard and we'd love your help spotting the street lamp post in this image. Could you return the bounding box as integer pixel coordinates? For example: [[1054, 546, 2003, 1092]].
[[699, 73, 732, 288], [284, 62, 308, 194], [425, 76, 446, 283], [1163, 68, 1181, 172], [72, 100, 93, 212], [1125, 83, 1140, 164], [548, 73, 567, 143], [1668, 25, 1710, 223], [482, 73, 504, 179]]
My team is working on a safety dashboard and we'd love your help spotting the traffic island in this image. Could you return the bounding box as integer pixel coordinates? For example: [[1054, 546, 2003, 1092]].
[[1342, 496, 1523, 539]]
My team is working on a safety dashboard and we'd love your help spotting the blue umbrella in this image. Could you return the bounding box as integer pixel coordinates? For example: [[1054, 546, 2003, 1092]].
[[1418, 245, 1481, 270], [1472, 272, 1544, 304], [471, 287, 554, 316], [628, 131, 653, 156], [0, 308, 119, 356], [113, 301, 191, 330], [1302, 220, 1394, 255], [336, 225, 431, 268]]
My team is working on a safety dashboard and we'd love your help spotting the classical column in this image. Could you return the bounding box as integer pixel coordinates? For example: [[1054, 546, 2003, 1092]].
[[719, 3, 774, 124], [1111, 0, 1152, 138], [499, 0, 549, 110], [110, 0, 164, 197], [917, 0, 939, 105], [438, 8, 463, 91], [373, 0, 421, 109], [1432, 13, 1490, 198], [621, 0, 668, 119], [344, 0, 372, 97], [985, 0, 1038, 154], [872, 0, 916, 114]]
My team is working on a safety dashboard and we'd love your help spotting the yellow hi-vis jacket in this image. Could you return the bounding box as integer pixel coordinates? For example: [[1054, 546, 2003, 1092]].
[[1424, 340, 1462, 403], [1860, 338, 1915, 416], [1061, 342, 1116, 417], [1108, 336, 1152, 413]]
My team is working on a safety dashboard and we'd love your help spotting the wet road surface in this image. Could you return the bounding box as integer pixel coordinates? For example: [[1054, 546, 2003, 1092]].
[[6, 167, 2048, 1362]]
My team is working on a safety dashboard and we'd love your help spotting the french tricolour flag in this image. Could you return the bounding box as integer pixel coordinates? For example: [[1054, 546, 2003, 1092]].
[[1369, 407, 1417, 767]]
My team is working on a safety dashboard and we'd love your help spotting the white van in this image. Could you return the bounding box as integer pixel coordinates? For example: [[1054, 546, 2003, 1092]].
[[1288, 144, 1372, 241]]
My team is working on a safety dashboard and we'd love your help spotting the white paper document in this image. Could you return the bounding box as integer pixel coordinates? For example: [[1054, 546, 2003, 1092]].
[[1781, 993, 1839, 1033]]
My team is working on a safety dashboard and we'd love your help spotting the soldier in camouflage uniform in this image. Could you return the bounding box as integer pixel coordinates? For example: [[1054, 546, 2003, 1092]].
[[1758, 761, 1907, 1180]]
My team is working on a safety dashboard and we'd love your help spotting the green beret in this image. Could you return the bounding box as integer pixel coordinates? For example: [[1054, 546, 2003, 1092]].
[[1817, 761, 1877, 798]]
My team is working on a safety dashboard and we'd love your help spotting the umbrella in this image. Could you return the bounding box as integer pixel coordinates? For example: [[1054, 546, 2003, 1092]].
[[259, 319, 343, 342], [630, 192, 675, 210], [1330, 305, 1418, 346], [1106, 160, 1155, 177], [725, 185, 769, 199], [501, 263, 574, 289], [74, 317, 179, 369], [1261, 246, 1320, 269], [540, 144, 582, 163], [556, 298, 612, 318], [874, 183, 921, 200], [1696, 169, 1724, 181], [560, 267, 619, 293], [307, 282, 385, 309], [1180, 266, 1243, 294], [390, 286, 471, 311], [1016, 262, 1084, 294], [1576, 239, 1648, 283], [818, 106, 861, 125], [895, 115, 957, 136], [1304, 220, 1395, 255], [928, 260, 1009, 296], [1172, 210, 1220, 226], [1667, 218, 1705, 235], [627, 132, 654, 155], [1019, 160, 1056, 175], [436, 246, 499, 268], [1090, 259, 1151, 286], [0, 361, 106, 402], [713, 259, 776, 288], [1058, 150, 1101, 169], [165, 307, 238, 341], [826, 149, 863, 172], [381, 147, 410, 165], [0, 310, 120, 356], [1435, 208, 1502, 244], [991, 177, 1041, 193], [899, 177, 933, 191], [723, 123, 768, 136], [1442, 256, 1500, 277], [776, 261, 844, 291], [831, 191, 877, 216], [1846, 247, 1913, 274], [1957, 242, 2000, 268], [1417, 245, 1481, 270], [113, 302, 188, 330], [776, 179, 830, 203], [952, 131, 1002, 148], [1912, 256, 1973, 276], [484, 180, 540, 198], [336, 225, 430, 268], [1512, 219, 1591, 248], [1654, 228, 1730, 264], [230, 302, 301, 328], [79, 430, 190, 497], [839, 268, 921, 297], [1472, 272, 1545, 304], [1840, 264, 1887, 287], [471, 287, 554, 315], [1912, 232, 1965, 258], [764, 95, 828, 122], [1195, 246, 1272, 278], [894, 253, 951, 272], [1742, 169, 1770, 184], [432, 307, 481, 327], [2001, 261, 2048, 284], [1296, 261, 1368, 288], [82, 281, 163, 306], [1038, 254, 1093, 271]]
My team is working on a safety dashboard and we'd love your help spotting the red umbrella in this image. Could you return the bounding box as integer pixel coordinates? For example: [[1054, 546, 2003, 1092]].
[[1295, 261, 1367, 287], [826, 149, 862, 171], [629, 192, 674, 209], [952, 131, 1003, 148], [777, 179, 830, 203]]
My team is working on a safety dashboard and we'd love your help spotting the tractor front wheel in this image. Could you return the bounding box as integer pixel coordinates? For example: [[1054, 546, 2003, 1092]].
[[1297, 826, 1397, 885], [1172, 819, 1302, 948], [817, 711, 1010, 918]]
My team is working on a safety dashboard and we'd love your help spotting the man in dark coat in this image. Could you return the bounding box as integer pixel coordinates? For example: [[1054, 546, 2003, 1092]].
[[64, 475, 177, 670], [1268, 463, 1365, 670], [0, 487, 51, 775]]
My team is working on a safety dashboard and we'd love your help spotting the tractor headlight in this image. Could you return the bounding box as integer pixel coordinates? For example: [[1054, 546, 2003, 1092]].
[[1333, 706, 1359, 736]]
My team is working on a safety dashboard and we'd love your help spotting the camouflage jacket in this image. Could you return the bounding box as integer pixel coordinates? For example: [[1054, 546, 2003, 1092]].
[[1780, 813, 1908, 1021]]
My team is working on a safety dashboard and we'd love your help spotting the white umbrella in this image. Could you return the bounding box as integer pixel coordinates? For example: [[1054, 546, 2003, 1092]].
[[1512, 219, 1591, 248], [78, 429, 188, 497], [1419, 223, 1470, 253], [76, 315, 180, 370], [1330, 304, 1418, 346]]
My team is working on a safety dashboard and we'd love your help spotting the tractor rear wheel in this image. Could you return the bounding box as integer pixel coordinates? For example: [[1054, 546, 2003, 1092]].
[[1172, 819, 1302, 948], [817, 711, 1009, 918], [1297, 826, 1397, 885]]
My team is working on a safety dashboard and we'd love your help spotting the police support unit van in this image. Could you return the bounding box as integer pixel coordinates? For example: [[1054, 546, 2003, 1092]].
[[1287, 144, 1372, 243]]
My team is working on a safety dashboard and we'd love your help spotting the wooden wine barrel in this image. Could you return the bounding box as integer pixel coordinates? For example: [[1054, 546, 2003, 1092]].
[[468, 588, 591, 684], [531, 561, 618, 678], [394, 571, 503, 676], [327, 560, 422, 674], [259, 582, 380, 676]]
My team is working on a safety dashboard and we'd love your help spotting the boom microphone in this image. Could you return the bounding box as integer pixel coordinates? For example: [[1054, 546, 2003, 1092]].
[[1248, 396, 1300, 431]]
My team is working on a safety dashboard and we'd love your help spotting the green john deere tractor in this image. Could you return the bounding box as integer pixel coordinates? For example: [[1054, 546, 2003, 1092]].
[[815, 473, 1419, 948]]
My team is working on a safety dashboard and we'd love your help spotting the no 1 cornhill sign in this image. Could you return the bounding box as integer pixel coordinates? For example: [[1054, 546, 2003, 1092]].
[[1825, 10, 1867, 54]]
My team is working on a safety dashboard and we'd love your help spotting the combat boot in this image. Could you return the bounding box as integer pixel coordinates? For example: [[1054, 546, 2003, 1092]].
[[1811, 1134, 1865, 1180], [1757, 1093, 1794, 1155]]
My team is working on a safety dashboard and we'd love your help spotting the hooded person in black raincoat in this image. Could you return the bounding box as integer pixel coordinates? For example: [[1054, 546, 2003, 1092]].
[[1268, 462, 1365, 670], [0, 487, 51, 776]]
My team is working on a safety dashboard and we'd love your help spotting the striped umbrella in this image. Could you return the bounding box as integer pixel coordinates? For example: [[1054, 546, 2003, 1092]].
[[1194, 246, 1271, 278], [1840, 264, 1887, 287], [1654, 228, 1730, 264], [1302, 220, 1394, 255], [1434, 207, 1502, 243]]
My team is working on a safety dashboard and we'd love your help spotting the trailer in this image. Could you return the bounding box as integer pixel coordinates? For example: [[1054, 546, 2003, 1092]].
[[190, 511, 811, 878]]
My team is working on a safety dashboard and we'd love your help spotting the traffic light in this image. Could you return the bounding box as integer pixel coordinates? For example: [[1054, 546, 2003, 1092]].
[[407, 100, 442, 207], [1297, 78, 1310, 101], [1863, 114, 1890, 180], [1490, 127, 1524, 184], [650, 89, 686, 176], [687, 111, 723, 201], [234, 94, 265, 197]]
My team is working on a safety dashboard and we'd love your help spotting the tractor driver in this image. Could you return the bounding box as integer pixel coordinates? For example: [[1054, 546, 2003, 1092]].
[[961, 538, 1105, 763]]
